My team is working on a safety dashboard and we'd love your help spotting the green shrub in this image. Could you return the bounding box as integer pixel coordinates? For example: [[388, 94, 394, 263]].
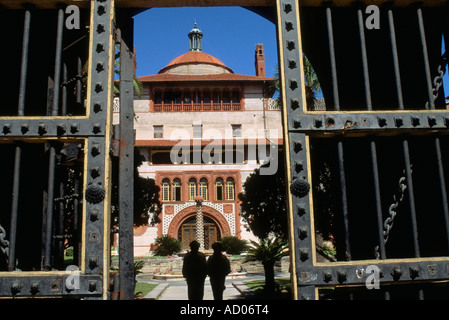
[[220, 236, 249, 255], [152, 234, 182, 256]]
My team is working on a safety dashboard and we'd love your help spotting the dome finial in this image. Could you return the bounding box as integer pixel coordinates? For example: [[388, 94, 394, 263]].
[[188, 22, 203, 52]]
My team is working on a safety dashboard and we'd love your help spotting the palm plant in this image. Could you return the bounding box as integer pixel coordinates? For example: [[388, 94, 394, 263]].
[[114, 58, 143, 98], [269, 54, 321, 108], [245, 237, 288, 295]]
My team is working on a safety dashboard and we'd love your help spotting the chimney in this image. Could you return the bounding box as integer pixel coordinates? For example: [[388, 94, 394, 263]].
[[255, 44, 266, 77]]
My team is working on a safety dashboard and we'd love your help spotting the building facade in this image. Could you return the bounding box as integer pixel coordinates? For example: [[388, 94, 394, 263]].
[[120, 24, 283, 255]]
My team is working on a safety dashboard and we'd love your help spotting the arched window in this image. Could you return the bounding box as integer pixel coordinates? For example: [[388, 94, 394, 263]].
[[232, 90, 240, 103], [183, 90, 191, 104], [203, 90, 211, 103], [189, 178, 197, 201], [215, 178, 224, 201], [162, 178, 170, 202], [199, 178, 208, 201], [193, 91, 201, 104], [213, 91, 221, 104], [173, 178, 182, 201], [226, 177, 235, 201], [154, 91, 162, 104], [222, 90, 230, 103], [164, 90, 174, 104], [174, 91, 182, 104]]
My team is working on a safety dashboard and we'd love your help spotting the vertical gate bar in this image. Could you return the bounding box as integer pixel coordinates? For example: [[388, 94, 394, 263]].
[[62, 63, 68, 116], [402, 139, 420, 258], [73, 171, 80, 265], [76, 56, 82, 105], [325, 4, 340, 111], [417, 7, 435, 110], [18, 10, 31, 116], [8, 144, 22, 271], [388, 9, 405, 110], [52, 8, 64, 116], [58, 176, 65, 269], [117, 18, 135, 300], [337, 140, 351, 260], [43, 9, 64, 270], [434, 137, 449, 252], [370, 139, 386, 260], [43, 145, 57, 270], [9, 10, 31, 270], [357, 7, 373, 111]]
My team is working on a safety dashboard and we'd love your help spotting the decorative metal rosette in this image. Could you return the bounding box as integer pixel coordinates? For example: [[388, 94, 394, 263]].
[[85, 182, 105, 204], [290, 178, 310, 198]]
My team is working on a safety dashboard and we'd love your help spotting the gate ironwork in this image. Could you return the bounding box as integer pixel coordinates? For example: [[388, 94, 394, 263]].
[[0, 0, 123, 299], [1, 0, 449, 300], [278, 0, 449, 300]]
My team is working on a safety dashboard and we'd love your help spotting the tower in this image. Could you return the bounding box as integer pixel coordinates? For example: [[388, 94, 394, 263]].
[[188, 23, 203, 52], [255, 43, 266, 77]]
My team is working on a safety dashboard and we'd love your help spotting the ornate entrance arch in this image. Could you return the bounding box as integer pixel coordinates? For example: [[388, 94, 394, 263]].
[[167, 205, 232, 240]]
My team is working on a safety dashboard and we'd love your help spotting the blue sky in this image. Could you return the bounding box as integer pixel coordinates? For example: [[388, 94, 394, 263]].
[[132, 7, 278, 78], [132, 7, 449, 101]]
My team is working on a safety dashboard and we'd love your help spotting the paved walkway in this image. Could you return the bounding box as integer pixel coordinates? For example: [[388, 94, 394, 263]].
[[137, 273, 289, 300]]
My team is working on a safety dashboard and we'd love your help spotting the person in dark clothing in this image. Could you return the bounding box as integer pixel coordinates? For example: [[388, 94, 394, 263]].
[[182, 240, 207, 300], [206, 242, 231, 300]]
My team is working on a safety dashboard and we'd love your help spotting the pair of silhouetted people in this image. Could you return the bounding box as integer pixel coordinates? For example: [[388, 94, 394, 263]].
[[182, 241, 231, 300]]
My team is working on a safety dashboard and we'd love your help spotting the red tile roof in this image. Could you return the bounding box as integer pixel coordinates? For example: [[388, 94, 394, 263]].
[[158, 51, 234, 74], [137, 73, 274, 83]]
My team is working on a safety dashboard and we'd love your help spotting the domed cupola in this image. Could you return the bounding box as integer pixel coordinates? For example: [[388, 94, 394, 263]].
[[158, 23, 234, 75], [188, 23, 203, 52]]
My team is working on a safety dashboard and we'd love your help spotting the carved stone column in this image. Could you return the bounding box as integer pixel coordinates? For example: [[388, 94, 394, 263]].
[[194, 196, 205, 250]]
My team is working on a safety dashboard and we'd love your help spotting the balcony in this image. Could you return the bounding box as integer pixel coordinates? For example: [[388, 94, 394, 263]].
[[153, 102, 241, 112]]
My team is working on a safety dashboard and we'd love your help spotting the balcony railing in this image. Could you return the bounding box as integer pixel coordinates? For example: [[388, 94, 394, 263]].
[[153, 102, 241, 112]]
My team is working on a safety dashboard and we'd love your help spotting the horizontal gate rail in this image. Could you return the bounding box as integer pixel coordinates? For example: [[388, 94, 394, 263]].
[[0, 119, 107, 138], [0, 274, 103, 297], [287, 111, 449, 133]]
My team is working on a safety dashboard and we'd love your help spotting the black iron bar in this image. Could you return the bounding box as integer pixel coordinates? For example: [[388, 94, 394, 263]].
[[76, 57, 82, 105], [62, 63, 67, 116], [357, 8, 372, 110], [434, 137, 449, 253], [8, 145, 22, 271], [43, 9, 65, 270], [43, 145, 57, 270], [370, 139, 386, 259], [402, 139, 421, 258], [417, 7, 435, 110], [325, 5, 340, 111], [18, 10, 31, 116], [118, 23, 136, 299], [73, 172, 80, 265], [52, 8, 64, 116], [8, 10, 31, 270], [388, 9, 405, 110], [337, 140, 351, 260], [58, 176, 65, 269]]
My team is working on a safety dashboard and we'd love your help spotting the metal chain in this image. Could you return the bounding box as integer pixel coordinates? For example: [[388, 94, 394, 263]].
[[425, 53, 447, 109], [374, 168, 409, 259], [0, 225, 10, 263]]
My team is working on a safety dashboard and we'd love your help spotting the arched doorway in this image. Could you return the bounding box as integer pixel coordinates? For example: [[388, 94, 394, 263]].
[[178, 216, 221, 250]]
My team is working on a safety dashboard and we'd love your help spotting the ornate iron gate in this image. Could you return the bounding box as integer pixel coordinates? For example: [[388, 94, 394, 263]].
[[278, 0, 449, 299], [0, 0, 131, 299], [1, 0, 448, 300]]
